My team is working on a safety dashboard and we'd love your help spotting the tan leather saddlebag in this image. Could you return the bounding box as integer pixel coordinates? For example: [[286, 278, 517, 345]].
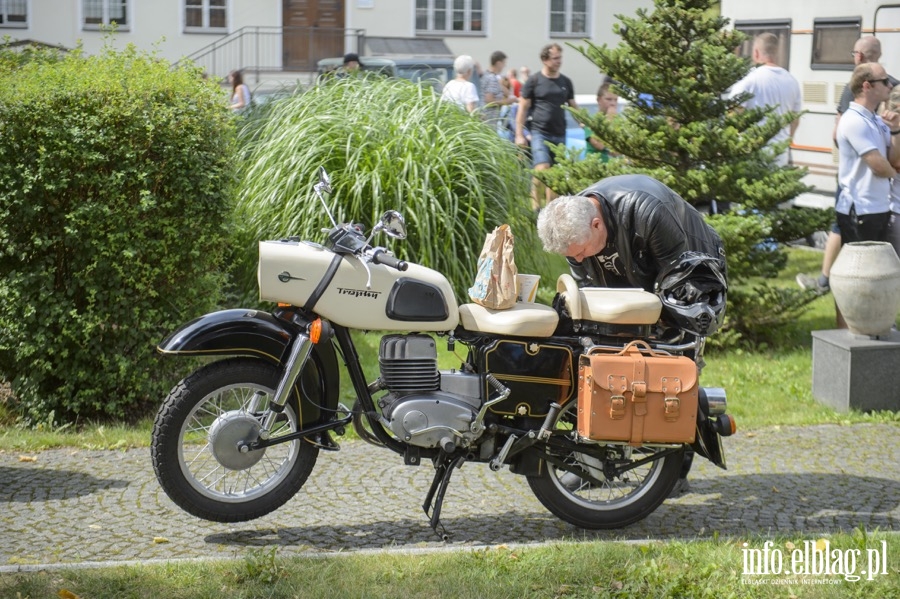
[[577, 341, 698, 445]]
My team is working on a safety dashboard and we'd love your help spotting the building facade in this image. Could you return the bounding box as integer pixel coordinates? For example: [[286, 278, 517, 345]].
[[1, 1, 653, 93]]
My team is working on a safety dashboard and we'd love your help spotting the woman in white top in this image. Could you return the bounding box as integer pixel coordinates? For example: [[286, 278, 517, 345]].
[[440, 55, 479, 114], [228, 69, 251, 112]]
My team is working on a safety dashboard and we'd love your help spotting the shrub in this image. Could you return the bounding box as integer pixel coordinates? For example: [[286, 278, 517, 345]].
[[0, 37, 66, 72], [0, 44, 237, 422], [232, 76, 543, 303]]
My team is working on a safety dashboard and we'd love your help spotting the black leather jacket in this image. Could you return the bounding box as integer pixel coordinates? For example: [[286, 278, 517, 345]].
[[569, 174, 726, 292]]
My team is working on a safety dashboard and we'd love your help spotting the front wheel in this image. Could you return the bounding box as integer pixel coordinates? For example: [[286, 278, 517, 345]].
[[151, 358, 319, 522], [527, 400, 684, 529]]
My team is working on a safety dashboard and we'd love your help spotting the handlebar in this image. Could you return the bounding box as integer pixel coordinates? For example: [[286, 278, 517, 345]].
[[371, 248, 408, 271]]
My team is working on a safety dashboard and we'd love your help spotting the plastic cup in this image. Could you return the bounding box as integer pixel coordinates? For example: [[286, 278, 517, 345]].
[[516, 274, 541, 303]]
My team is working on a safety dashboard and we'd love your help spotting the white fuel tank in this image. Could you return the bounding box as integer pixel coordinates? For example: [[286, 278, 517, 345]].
[[258, 239, 460, 331]]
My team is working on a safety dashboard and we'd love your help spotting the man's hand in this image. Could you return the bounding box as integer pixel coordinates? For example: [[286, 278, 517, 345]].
[[882, 109, 900, 169], [881, 109, 900, 130]]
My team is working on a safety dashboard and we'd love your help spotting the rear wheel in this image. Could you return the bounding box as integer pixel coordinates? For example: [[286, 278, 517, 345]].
[[151, 358, 319, 522], [527, 400, 684, 529]]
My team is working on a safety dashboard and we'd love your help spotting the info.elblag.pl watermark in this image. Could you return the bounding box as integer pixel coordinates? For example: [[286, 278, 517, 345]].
[[741, 539, 890, 585]]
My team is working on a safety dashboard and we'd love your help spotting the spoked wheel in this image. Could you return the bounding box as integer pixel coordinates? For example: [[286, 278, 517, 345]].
[[151, 358, 319, 522], [527, 400, 684, 529]]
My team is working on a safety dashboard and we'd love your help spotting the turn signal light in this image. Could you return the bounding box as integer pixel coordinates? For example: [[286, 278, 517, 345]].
[[309, 318, 323, 344], [713, 414, 737, 436]]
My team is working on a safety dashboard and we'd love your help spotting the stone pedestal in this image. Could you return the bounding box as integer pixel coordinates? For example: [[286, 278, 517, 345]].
[[811, 329, 900, 412]]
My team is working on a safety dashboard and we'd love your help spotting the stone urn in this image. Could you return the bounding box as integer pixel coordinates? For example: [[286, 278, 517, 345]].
[[829, 241, 900, 337]]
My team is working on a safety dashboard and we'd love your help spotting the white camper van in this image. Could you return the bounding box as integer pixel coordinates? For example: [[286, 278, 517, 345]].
[[720, 1, 900, 209]]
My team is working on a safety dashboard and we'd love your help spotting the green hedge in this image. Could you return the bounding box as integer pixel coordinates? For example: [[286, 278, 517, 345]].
[[0, 44, 237, 421]]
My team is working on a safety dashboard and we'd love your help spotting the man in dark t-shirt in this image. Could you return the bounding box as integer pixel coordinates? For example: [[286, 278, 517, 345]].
[[515, 43, 577, 210]]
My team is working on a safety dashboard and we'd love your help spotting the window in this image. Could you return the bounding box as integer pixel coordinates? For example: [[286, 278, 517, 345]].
[[185, 0, 227, 32], [415, 0, 484, 35], [83, 0, 129, 31], [549, 0, 589, 37], [733, 20, 791, 69], [811, 18, 861, 70], [0, 0, 27, 28]]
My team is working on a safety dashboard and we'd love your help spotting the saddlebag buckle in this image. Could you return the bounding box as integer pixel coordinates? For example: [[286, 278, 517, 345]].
[[609, 395, 626, 420]]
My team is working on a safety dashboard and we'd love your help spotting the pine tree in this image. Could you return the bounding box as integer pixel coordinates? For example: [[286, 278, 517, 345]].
[[539, 0, 834, 344]]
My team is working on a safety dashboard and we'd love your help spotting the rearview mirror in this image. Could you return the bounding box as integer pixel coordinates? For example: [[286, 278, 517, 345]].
[[317, 166, 332, 194], [378, 210, 407, 240]]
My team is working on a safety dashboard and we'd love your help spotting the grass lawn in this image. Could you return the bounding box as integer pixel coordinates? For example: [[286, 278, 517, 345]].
[[2, 531, 897, 598]]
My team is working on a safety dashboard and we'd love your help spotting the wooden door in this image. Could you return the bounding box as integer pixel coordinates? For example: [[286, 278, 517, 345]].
[[283, 0, 346, 71]]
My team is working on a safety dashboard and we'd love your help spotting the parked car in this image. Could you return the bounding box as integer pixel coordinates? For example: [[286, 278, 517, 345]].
[[315, 56, 479, 94], [565, 93, 601, 158]]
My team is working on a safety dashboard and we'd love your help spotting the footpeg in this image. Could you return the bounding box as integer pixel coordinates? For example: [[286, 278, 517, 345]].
[[309, 431, 341, 451], [489, 434, 517, 471]]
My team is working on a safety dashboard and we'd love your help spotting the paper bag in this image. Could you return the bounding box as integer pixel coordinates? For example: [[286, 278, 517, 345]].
[[467, 224, 518, 310]]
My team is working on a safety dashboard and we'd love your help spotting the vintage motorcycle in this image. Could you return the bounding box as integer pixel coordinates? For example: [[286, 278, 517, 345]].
[[151, 168, 735, 536]]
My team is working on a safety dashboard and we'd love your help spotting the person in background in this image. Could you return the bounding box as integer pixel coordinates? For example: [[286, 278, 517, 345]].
[[481, 50, 517, 129], [516, 44, 577, 211], [228, 69, 251, 112], [797, 36, 899, 296], [728, 33, 801, 167], [834, 62, 898, 248], [440, 55, 479, 114], [584, 77, 619, 163], [519, 65, 531, 83], [342, 52, 361, 73], [506, 67, 522, 97], [884, 85, 900, 260], [506, 101, 531, 154]]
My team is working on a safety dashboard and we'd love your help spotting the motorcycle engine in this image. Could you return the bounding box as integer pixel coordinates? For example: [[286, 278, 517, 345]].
[[376, 334, 484, 449]]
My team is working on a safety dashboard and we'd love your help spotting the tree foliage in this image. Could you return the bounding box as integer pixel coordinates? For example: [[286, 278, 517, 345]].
[[0, 42, 237, 421], [232, 76, 544, 303], [539, 0, 828, 344]]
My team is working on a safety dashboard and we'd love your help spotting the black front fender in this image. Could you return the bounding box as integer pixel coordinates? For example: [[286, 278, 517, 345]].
[[158, 309, 298, 364], [158, 309, 341, 422]]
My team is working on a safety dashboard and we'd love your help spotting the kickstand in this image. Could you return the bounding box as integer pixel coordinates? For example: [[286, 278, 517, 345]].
[[422, 455, 464, 541]]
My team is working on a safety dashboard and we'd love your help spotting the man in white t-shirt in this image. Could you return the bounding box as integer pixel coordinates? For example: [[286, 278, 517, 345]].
[[835, 62, 900, 243], [729, 33, 802, 166]]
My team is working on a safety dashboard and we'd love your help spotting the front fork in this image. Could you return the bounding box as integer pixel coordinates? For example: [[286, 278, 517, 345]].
[[259, 331, 315, 438], [256, 318, 332, 442]]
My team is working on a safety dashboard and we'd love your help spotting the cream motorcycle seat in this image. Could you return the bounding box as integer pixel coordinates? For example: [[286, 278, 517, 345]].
[[458, 301, 559, 338], [556, 273, 662, 325]]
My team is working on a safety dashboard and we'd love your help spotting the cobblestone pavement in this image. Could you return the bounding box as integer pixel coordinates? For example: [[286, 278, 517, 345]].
[[1, 423, 899, 569]]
